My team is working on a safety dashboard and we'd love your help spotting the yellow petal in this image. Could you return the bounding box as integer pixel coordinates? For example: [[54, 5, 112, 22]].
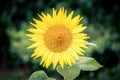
[[59, 54, 64, 69], [71, 45, 84, 55], [67, 48, 80, 60], [72, 25, 87, 34], [34, 45, 46, 58], [32, 18, 48, 30], [27, 41, 44, 49], [40, 50, 49, 65], [27, 28, 45, 34], [67, 11, 74, 19], [45, 52, 53, 68], [53, 53, 59, 69]]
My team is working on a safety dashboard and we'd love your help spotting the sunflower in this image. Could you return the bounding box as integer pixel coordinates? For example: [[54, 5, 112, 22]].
[[27, 7, 89, 69]]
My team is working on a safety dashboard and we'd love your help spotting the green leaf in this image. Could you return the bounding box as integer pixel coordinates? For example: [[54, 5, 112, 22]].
[[56, 64, 80, 80], [77, 57, 103, 71], [29, 70, 48, 80], [46, 78, 56, 80]]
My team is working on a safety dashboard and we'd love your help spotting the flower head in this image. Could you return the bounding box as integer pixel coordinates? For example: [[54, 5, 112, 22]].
[[27, 7, 89, 69]]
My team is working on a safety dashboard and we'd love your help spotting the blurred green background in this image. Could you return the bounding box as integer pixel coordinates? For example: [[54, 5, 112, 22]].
[[0, 0, 120, 80]]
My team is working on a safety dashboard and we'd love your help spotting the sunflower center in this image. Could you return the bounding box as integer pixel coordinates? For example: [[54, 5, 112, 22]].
[[44, 25, 72, 52]]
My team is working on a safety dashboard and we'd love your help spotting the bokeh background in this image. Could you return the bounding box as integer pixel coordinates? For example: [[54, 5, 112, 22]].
[[0, 0, 120, 80]]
